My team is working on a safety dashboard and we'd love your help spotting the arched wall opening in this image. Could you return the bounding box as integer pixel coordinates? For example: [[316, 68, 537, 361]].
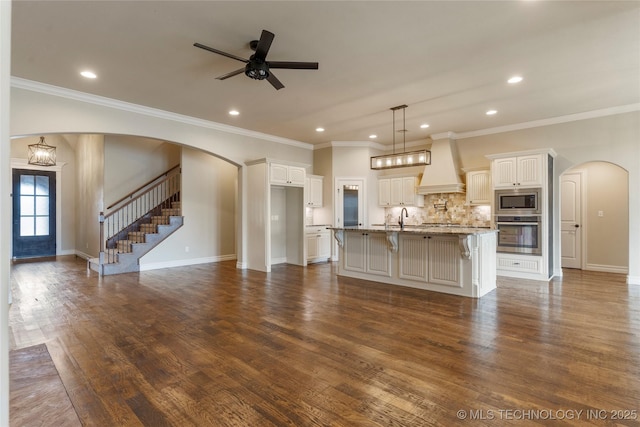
[[559, 161, 629, 274], [10, 133, 241, 270]]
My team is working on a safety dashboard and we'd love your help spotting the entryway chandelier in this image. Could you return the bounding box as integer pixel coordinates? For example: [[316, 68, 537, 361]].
[[370, 104, 430, 170], [27, 136, 56, 166]]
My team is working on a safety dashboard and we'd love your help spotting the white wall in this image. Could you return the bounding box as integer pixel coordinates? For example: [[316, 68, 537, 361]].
[[104, 135, 180, 208], [74, 134, 105, 258], [140, 146, 237, 268], [0, 2, 11, 424]]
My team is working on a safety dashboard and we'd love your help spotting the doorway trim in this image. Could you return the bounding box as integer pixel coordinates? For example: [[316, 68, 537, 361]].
[[11, 158, 67, 257], [334, 176, 367, 261]]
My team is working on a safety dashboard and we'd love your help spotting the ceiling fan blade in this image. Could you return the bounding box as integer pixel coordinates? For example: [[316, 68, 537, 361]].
[[267, 72, 284, 90], [216, 68, 245, 80], [194, 42, 248, 63], [253, 30, 275, 61], [268, 61, 319, 70]]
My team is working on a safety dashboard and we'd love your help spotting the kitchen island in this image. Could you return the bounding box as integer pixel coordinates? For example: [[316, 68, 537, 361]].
[[330, 225, 498, 298]]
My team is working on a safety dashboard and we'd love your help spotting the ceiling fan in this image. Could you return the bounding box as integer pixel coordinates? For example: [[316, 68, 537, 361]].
[[194, 30, 319, 90]]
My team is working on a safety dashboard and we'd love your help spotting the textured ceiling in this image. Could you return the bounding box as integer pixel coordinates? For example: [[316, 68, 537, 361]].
[[11, 1, 640, 146]]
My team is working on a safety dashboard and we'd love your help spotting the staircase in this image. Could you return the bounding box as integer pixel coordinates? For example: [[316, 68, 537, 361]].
[[89, 166, 183, 276]]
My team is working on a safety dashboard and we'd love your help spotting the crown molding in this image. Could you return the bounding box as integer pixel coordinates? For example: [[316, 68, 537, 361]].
[[10, 77, 313, 150], [329, 140, 386, 150], [430, 131, 458, 141], [443, 104, 640, 140], [316, 139, 430, 152]]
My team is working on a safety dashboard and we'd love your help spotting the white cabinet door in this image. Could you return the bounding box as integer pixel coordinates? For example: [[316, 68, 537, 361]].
[[270, 163, 305, 186], [379, 176, 422, 206], [492, 155, 543, 189], [306, 228, 330, 261], [366, 233, 392, 277], [318, 232, 331, 258], [398, 234, 429, 282], [306, 234, 319, 259], [308, 176, 323, 207], [343, 231, 366, 272], [378, 178, 391, 207], [288, 166, 306, 186], [390, 178, 404, 206], [270, 163, 289, 185], [492, 157, 517, 188], [401, 176, 423, 207], [466, 170, 491, 205], [343, 231, 390, 276], [428, 236, 461, 287], [516, 154, 543, 187]]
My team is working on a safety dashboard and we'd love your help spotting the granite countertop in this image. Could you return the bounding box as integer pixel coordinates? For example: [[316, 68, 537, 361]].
[[329, 224, 497, 236]]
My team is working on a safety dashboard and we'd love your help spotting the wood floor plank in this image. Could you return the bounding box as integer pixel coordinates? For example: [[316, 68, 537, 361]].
[[9, 342, 82, 427], [8, 256, 640, 426]]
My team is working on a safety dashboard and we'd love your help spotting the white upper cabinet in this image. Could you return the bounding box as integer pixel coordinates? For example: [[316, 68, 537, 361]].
[[465, 170, 491, 205], [305, 175, 323, 207], [491, 154, 543, 189], [378, 176, 424, 207], [270, 163, 306, 186], [378, 178, 392, 207]]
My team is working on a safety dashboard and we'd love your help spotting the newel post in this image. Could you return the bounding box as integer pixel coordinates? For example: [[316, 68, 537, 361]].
[[98, 212, 105, 274]]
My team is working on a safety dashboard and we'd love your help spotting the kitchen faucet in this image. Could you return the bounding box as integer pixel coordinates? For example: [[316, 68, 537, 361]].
[[399, 207, 408, 230]]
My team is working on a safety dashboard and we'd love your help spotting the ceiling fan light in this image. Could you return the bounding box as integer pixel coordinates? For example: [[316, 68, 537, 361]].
[[245, 61, 270, 80]]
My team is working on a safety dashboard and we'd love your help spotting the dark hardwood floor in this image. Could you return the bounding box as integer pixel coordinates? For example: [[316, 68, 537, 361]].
[[9, 256, 640, 426]]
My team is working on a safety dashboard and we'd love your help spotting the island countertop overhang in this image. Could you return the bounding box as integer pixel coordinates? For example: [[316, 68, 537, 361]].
[[328, 225, 498, 236]]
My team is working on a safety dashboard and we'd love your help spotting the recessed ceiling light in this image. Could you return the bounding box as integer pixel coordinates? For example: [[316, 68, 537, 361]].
[[486, 109, 498, 116], [508, 76, 523, 84], [80, 70, 97, 79], [316, 127, 325, 132], [420, 123, 430, 129], [229, 110, 239, 116], [369, 134, 377, 139]]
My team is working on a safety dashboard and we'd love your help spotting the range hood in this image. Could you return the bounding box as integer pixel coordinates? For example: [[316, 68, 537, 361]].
[[417, 137, 465, 194]]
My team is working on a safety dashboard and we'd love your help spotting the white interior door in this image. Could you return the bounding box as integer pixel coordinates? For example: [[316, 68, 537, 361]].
[[561, 171, 583, 269]]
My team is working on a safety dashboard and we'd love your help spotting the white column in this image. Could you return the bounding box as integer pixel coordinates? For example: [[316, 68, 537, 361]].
[[0, 1, 13, 424]]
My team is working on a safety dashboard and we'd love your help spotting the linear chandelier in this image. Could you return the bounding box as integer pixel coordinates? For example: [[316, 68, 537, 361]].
[[370, 104, 430, 170], [28, 136, 57, 166]]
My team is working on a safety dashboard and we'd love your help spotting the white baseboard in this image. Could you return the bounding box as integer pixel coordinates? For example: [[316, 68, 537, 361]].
[[139, 254, 237, 272], [236, 261, 247, 269], [73, 250, 94, 260], [585, 263, 629, 275], [627, 275, 640, 285]]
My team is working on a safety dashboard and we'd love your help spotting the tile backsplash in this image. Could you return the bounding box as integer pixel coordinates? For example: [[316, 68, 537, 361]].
[[384, 193, 492, 227]]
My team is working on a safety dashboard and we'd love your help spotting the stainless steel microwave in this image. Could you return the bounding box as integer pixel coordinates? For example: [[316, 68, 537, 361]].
[[495, 188, 541, 215]]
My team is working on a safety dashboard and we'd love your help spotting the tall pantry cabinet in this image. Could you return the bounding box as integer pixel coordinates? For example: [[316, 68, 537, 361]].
[[487, 149, 557, 281], [246, 158, 309, 272]]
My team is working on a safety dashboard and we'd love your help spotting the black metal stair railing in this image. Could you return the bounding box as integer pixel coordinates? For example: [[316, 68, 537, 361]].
[[99, 165, 181, 268]]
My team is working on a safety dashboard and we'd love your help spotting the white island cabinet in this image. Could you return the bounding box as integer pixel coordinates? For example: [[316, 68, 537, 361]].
[[331, 226, 498, 298]]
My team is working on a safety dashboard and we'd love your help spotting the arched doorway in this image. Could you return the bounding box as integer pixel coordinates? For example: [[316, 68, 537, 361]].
[[560, 161, 629, 273]]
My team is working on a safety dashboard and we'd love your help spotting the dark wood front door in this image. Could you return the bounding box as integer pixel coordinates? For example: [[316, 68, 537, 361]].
[[12, 169, 57, 259]]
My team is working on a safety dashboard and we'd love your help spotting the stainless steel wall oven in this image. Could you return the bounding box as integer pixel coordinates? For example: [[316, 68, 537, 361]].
[[495, 215, 542, 255]]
